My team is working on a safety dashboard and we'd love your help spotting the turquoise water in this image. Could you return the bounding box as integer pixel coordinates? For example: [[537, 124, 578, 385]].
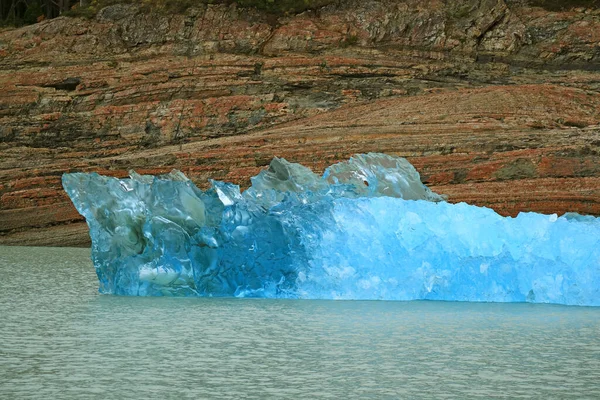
[[1, 246, 599, 399]]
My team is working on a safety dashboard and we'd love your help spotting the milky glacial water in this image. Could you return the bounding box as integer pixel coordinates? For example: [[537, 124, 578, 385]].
[[1, 246, 599, 399]]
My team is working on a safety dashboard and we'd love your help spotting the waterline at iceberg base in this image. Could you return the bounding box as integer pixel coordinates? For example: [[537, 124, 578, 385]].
[[62, 153, 600, 306]]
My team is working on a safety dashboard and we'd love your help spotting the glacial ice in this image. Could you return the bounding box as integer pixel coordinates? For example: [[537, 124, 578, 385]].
[[62, 153, 600, 306]]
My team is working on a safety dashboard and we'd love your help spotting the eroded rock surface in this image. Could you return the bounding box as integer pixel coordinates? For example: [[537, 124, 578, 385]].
[[1, 0, 599, 246]]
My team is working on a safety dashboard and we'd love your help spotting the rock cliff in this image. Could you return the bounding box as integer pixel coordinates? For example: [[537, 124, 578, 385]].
[[1, 0, 599, 246]]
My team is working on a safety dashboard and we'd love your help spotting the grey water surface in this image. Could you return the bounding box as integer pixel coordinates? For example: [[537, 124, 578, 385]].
[[1, 245, 599, 399]]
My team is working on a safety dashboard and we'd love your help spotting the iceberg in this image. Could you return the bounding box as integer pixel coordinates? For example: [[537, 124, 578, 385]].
[[62, 153, 600, 306]]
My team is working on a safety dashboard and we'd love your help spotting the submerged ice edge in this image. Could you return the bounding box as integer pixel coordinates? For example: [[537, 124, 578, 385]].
[[62, 153, 600, 305]]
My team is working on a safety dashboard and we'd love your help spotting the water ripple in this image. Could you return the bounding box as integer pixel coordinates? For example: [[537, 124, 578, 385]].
[[1, 246, 599, 399]]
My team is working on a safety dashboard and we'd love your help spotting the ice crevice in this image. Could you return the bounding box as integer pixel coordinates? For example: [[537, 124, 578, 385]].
[[62, 153, 600, 305]]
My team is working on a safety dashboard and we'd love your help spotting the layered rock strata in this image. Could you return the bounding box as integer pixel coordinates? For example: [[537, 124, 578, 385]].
[[1, 0, 599, 246]]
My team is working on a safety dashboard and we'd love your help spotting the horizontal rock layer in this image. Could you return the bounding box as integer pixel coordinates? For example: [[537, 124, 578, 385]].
[[0, 0, 599, 246]]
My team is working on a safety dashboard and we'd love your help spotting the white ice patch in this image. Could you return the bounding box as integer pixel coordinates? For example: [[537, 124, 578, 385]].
[[139, 265, 179, 285]]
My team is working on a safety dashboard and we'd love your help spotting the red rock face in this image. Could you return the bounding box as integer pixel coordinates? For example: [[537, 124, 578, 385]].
[[0, 0, 599, 246]]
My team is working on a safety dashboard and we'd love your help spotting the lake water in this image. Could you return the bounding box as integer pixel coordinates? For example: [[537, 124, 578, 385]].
[[1, 246, 599, 399]]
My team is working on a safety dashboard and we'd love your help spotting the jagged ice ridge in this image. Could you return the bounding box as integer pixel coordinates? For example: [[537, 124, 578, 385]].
[[62, 153, 600, 305]]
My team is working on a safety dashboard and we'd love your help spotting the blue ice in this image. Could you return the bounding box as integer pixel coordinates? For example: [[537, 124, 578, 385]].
[[62, 153, 600, 305]]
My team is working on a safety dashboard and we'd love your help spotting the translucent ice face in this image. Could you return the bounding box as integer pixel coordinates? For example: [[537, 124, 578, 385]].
[[63, 154, 600, 305]]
